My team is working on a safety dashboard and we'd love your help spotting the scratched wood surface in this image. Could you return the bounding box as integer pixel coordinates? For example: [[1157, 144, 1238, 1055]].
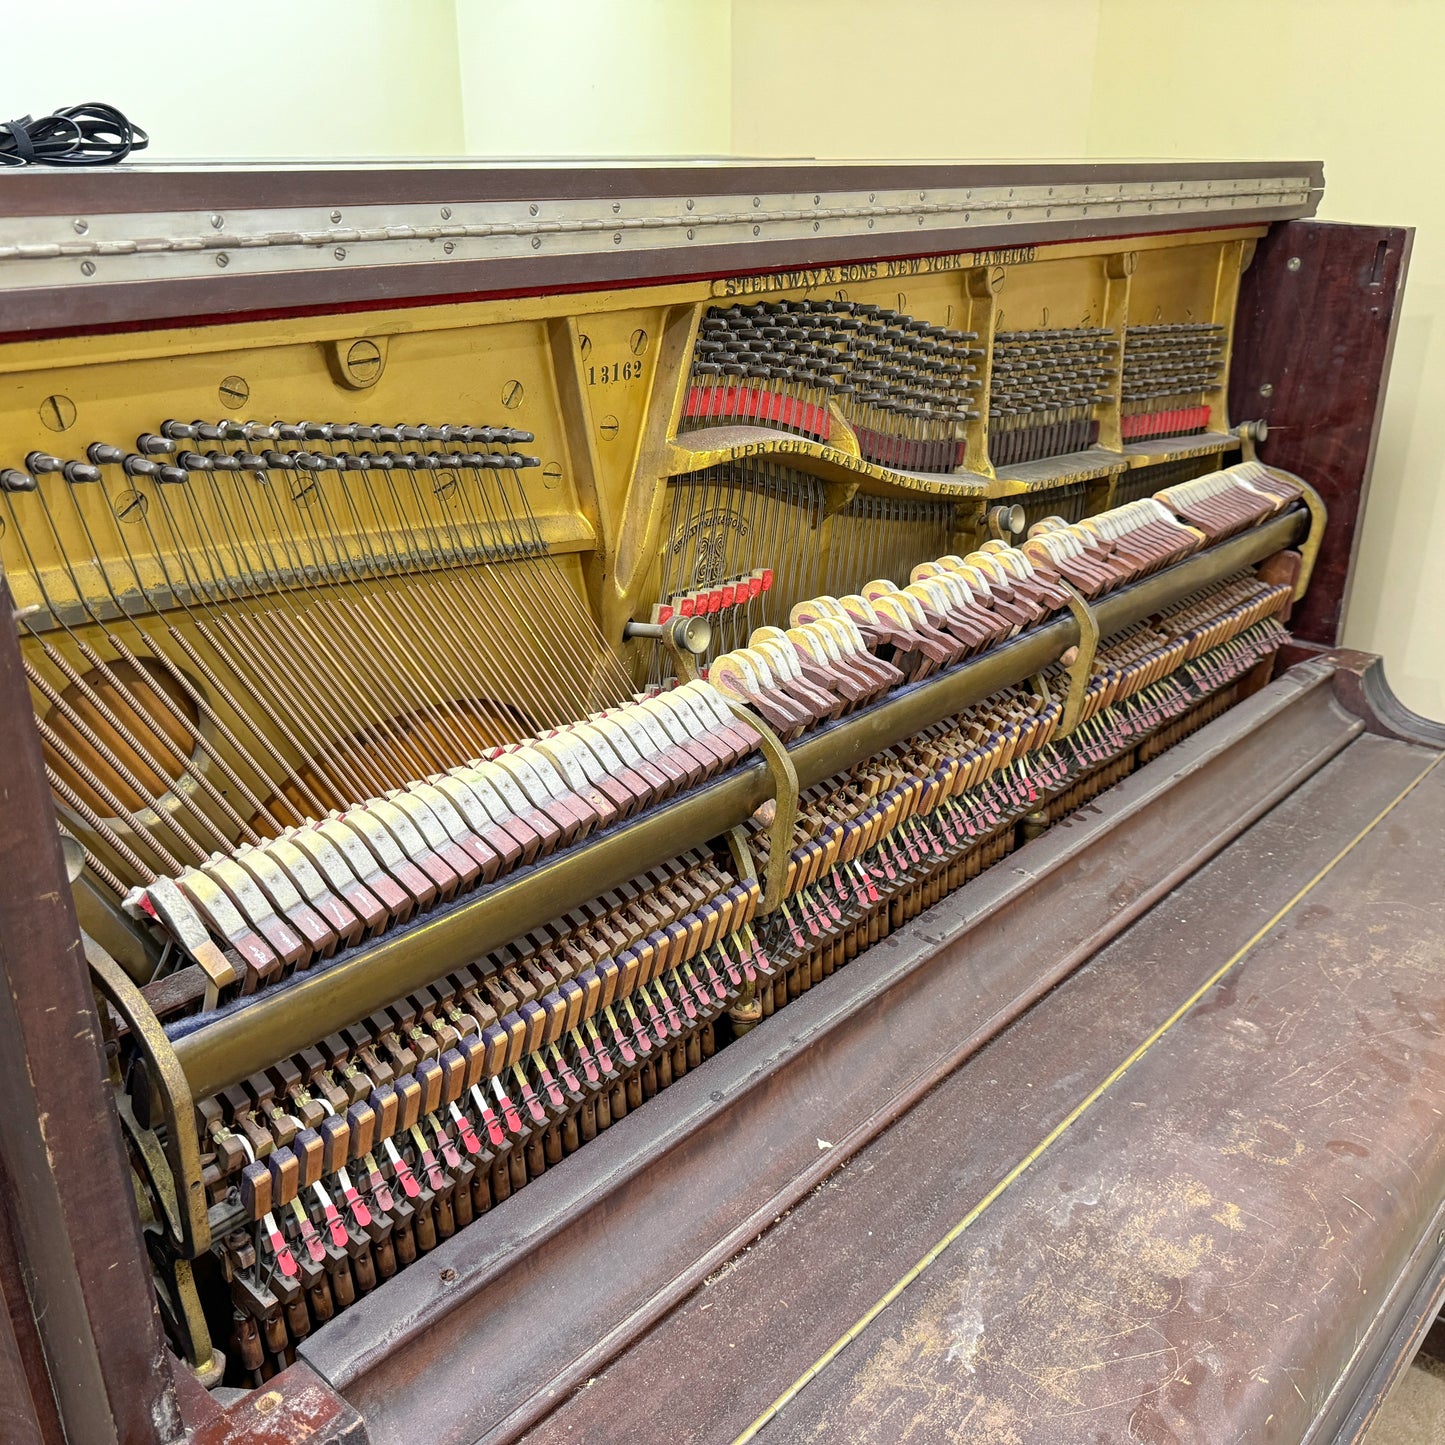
[[523, 732, 1445, 1444]]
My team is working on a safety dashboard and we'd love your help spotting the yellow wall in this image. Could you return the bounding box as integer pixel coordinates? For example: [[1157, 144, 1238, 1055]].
[[730, 0, 1101, 159], [455, 0, 732, 157], [1086, 0, 1445, 715]]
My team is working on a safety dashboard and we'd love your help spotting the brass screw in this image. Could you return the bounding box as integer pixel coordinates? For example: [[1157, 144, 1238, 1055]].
[[598, 414, 619, 441], [630, 328, 649, 355], [344, 340, 383, 386], [219, 375, 250, 410], [39, 395, 77, 432], [502, 380, 525, 409]]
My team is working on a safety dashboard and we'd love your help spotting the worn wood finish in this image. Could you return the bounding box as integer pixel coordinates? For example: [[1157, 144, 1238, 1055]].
[[0, 580, 183, 1445], [0, 1136, 63, 1445], [178, 1363, 368, 1445], [524, 730, 1445, 1444], [1230, 220, 1412, 645], [0, 1266, 48, 1445]]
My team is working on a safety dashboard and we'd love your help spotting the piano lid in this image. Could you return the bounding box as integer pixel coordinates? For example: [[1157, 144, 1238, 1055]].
[[0, 158, 1323, 335]]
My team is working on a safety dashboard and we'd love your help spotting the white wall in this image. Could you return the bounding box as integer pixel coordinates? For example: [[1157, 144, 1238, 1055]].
[[454, 0, 731, 157], [2, 0, 464, 158]]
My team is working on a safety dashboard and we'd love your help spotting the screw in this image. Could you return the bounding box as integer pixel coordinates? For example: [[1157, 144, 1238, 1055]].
[[753, 196, 761, 208], [40, 395, 77, 432], [501, 380, 524, 409], [219, 375, 250, 410], [1287, 256, 1302, 272], [443, 241, 455, 254], [612, 202, 621, 214], [433, 471, 458, 501], [813, 194, 821, 205], [578, 334, 593, 360], [345, 339, 383, 385], [542, 461, 563, 489], [529, 203, 539, 216], [216, 253, 230, 268], [752, 225, 760, 236], [440, 206, 452, 221], [630, 328, 649, 355], [687, 228, 695, 240], [598, 414, 619, 441], [210, 214, 224, 230], [1259, 382, 1275, 398], [686, 198, 694, 211], [333, 247, 347, 261], [73, 218, 88, 234], [330, 210, 342, 224], [80, 260, 96, 277], [814, 221, 821, 232], [531, 236, 542, 249], [613, 233, 622, 245], [867, 219, 875, 229], [439, 1267, 457, 1284], [114, 489, 148, 522]]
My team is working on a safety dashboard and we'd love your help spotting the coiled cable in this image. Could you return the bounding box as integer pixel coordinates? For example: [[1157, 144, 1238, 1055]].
[[0, 103, 149, 167]]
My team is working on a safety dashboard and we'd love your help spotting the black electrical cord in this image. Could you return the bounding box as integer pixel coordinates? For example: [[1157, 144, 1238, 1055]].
[[0, 103, 149, 167]]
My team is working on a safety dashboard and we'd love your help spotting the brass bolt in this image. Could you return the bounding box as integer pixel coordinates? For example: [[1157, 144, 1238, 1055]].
[[344, 340, 383, 386]]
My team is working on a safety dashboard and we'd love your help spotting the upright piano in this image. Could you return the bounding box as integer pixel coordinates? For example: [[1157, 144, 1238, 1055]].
[[0, 158, 1439, 1445]]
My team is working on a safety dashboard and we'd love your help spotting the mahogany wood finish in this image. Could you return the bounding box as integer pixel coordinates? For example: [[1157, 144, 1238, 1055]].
[[0, 579, 183, 1445], [1230, 220, 1412, 645]]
